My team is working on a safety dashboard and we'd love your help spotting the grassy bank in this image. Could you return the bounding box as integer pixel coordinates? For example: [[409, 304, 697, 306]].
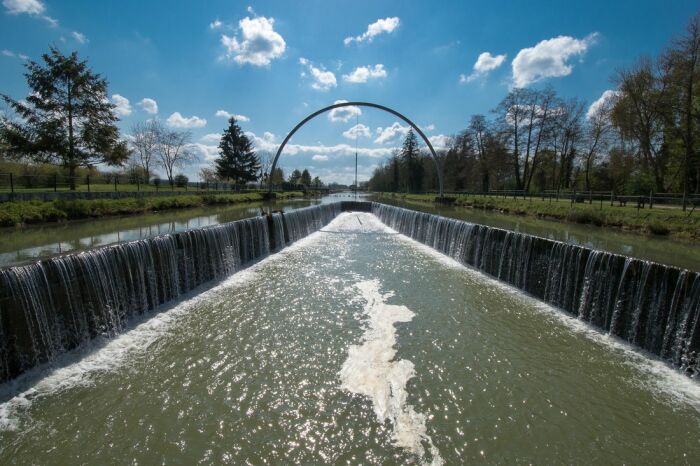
[[0, 191, 304, 227], [375, 192, 700, 240]]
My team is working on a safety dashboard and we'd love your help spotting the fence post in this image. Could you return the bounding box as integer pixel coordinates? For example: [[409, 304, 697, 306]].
[[87, 175, 90, 192], [114, 176, 118, 192], [649, 190, 653, 209], [137, 177, 140, 192], [610, 190, 614, 207], [9, 173, 14, 193]]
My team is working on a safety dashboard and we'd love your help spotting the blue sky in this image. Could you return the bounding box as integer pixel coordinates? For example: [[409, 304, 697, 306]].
[[1, 0, 698, 184]]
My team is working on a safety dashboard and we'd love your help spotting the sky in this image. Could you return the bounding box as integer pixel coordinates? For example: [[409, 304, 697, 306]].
[[1, 0, 698, 184]]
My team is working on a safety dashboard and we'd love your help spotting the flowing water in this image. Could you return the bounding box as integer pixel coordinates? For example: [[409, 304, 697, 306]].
[[1, 212, 699, 464]]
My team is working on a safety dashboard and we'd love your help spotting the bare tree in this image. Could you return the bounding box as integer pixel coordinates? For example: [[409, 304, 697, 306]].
[[581, 96, 614, 191], [257, 150, 274, 183], [129, 120, 159, 182], [550, 98, 586, 191], [156, 128, 197, 188]]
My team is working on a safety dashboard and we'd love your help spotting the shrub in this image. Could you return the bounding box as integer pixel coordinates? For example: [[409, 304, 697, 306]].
[[647, 221, 670, 236], [174, 174, 189, 188]]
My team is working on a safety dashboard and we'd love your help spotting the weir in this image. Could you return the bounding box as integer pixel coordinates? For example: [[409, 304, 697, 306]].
[[0, 200, 698, 384]]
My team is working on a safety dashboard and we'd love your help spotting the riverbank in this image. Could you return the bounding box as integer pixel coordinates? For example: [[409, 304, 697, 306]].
[[0, 192, 304, 227], [374, 192, 700, 240]]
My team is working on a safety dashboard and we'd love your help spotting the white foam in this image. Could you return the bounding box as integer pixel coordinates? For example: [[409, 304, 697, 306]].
[[0, 219, 339, 431], [340, 279, 443, 465], [378, 213, 700, 413]]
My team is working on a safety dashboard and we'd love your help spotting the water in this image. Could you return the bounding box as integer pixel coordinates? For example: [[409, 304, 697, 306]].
[[375, 196, 700, 271], [1, 212, 699, 464], [0, 197, 321, 268]]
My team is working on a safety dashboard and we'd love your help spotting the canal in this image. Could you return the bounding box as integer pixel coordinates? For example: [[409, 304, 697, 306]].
[[1, 212, 698, 464]]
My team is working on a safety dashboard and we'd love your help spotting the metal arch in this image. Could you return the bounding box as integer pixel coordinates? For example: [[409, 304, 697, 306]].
[[266, 101, 444, 197]]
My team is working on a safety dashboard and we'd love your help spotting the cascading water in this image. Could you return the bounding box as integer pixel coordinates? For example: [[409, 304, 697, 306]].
[[0, 204, 340, 383], [0, 200, 698, 384], [371, 202, 700, 375]]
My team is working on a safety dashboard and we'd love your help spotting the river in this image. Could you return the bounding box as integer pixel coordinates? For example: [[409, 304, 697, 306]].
[[1, 212, 698, 464]]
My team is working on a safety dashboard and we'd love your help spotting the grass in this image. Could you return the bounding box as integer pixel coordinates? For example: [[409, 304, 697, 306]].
[[0, 191, 303, 227], [375, 192, 700, 240]]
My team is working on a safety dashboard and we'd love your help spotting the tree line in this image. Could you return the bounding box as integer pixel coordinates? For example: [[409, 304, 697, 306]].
[[370, 13, 700, 208]]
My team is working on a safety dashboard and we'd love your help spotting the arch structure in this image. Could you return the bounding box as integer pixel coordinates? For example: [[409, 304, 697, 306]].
[[267, 101, 444, 197]]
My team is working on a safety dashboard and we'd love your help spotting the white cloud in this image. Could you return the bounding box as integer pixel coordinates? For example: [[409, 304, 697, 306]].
[[221, 16, 286, 66], [328, 100, 362, 123], [462, 51, 506, 83], [342, 123, 371, 140], [71, 31, 87, 44], [512, 33, 598, 87], [374, 122, 410, 144], [166, 112, 207, 128], [3, 0, 44, 15], [138, 97, 158, 114], [209, 19, 222, 29], [422, 124, 435, 132], [587, 89, 619, 120], [200, 133, 221, 144], [111, 94, 132, 117], [342, 64, 387, 83], [299, 57, 337, 91], [18, 53, 27, 60], [189, 143, 219, 161], [312, 154, 329, 161], [215, 110, 250, 121], [1, 49, 14, 57], [428, 134, 451, 151], [246, 130, 394, 158], [344, 17, 400, 45], [41, 15, 57, 26]]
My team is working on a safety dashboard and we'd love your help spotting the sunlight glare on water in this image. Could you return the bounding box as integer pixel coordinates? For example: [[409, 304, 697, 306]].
[[0, 212, 699, 464]]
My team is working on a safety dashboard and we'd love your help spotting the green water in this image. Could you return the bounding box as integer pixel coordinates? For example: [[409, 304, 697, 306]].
[[1, 212, 698, 464], [0, 197, 320, 267], [375, 197, 700, 272]]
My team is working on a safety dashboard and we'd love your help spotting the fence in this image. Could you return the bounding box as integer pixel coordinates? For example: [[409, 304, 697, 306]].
[[0, 173, 272, 194], [428, 189, 700, 212]]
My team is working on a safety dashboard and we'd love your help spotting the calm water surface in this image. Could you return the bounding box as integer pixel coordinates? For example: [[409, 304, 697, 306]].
[[1, 212, 698, 464]]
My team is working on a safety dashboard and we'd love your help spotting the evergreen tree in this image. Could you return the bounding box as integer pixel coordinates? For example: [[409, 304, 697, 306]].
[[288, 169, 302, 185], [400, 129, 424, 192], [0, 47, 129, 189], [300, 168, 312, 186], [215, 117, 260, 183]]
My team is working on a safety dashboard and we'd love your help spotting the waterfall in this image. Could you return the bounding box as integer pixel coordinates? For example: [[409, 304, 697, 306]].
[[371, 202, 700, 375], [0, 203, 340, 383]]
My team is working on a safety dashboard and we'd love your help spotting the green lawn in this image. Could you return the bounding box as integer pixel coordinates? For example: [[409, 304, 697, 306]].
[[0, 191, 304, 227], [375, 192, 700, 240]]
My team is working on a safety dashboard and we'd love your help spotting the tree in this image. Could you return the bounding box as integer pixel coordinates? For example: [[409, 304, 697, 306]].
[[270, 167, 285, 185], [300, 168, 312, 186], [288, 169, 302, 185], [312, 176, 322, 187], [130, 120, 160, 183], [0, 47, 129, 189], [215, 117, 260, 184], [400, 129, 423, 192], [156, 127, 196, 188], [199, 167, 220, 183]]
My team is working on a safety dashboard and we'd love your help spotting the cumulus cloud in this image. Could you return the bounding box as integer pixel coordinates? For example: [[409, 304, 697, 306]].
[[221, 15, 286, 66], [428, 134, 451, 151], [2, 0, 44, 15], [328, 100, 361, 123], [374, 122, 410, 144], [587, 89, 619, 120], [299, 57, 337, 91], [344, 17, 400, 45], [342, 64, 387, 83], [209, 19, 222, 29], [215, 110, 249, 121], [166, 112, 207, 128], [512, 33, 598, 87], [71, 31, 87, 44], [111, 94, 132, 117], [189, 143, 219, 161], [312, 154, 329, 161], [138, 98, 158, 114], [245, 129, 393, 158], [342, 123, 371, 140], [461, 51, 506, 83], [200, 133, 221, 144]]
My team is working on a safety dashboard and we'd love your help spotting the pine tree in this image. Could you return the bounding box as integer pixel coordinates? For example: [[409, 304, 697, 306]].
[[288, 169, 302, 185], [215, 117, 260, 183], [400, 129, 424, 192], [300, 168, 312, 186], [1, 47, 129, 189]]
